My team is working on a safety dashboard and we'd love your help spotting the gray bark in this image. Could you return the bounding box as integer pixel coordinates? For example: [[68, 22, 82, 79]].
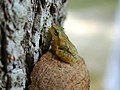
[[0, 0, 67, 89]]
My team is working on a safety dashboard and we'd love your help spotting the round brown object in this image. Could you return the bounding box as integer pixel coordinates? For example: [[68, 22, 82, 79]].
[[28, 51, 90, 90]]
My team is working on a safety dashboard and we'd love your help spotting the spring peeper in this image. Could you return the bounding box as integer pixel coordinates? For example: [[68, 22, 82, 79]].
[[49, 25, 79, 64]]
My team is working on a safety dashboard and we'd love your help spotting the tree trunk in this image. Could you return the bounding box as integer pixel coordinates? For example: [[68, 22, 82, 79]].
[[0, 0, 67, 89]]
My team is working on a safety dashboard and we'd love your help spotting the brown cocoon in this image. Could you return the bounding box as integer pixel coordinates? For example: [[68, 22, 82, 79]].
[[28, 51, 90, 90]]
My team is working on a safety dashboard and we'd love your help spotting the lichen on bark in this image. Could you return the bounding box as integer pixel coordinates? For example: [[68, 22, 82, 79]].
[[0, 0, 67, 89]]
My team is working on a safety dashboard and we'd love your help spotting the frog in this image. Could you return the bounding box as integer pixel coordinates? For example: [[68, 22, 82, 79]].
[[48, 25, 80, 64]]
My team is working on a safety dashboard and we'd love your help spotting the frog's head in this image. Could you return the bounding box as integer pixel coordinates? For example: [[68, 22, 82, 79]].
[[49, 25, 64, 38]]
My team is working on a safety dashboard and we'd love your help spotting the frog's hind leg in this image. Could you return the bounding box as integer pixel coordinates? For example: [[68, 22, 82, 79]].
[[56, 49, 75, 64]]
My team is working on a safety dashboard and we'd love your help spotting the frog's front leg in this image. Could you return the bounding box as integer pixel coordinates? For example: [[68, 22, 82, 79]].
[[56, 49, 78, 64]]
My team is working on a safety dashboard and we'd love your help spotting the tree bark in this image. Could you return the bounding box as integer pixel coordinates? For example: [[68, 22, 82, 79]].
[[0, 0, 67, 89]]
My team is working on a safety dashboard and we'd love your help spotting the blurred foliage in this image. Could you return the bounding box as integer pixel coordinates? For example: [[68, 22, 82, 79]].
[[68, 0, 117, 10]]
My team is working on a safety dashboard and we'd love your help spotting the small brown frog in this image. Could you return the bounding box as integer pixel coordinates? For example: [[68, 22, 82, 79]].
[[49, 25, 80, 64]]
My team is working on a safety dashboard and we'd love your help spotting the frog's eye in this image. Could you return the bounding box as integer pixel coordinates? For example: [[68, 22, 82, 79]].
[[54, 30, 58, 36]]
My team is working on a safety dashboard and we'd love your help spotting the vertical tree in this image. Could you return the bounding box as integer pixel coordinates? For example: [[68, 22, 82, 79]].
[[0, 0, 67, 89]]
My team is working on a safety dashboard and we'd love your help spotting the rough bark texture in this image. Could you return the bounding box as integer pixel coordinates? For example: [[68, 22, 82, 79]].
[[0, 0, 67, 89], [28, 51, 90, 90]]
